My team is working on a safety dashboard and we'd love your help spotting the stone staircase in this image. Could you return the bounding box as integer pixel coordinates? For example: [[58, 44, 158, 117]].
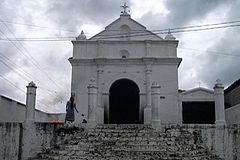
[[31, 124, 222, 160]]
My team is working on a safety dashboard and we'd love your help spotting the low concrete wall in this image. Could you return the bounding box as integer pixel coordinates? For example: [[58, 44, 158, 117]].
[[0, 123, 22, 160], [0, 96, 25, 122], [35, 111, 65, 123], [1, 123, 240, 160], [22, 122, 64, 159], [173, 125, 240, 160], [0, 122, 64, 160], [226, 104, 240, 124], [0, 95, 65, 123]]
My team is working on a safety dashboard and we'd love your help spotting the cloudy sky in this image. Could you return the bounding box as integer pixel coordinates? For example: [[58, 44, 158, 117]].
[[0, 0, 239, 113]]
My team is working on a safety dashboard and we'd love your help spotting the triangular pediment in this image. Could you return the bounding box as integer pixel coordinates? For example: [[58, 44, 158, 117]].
[[181, 87, 214, 101], [90, 13, 162, 41], [182, 87, 214, 96]]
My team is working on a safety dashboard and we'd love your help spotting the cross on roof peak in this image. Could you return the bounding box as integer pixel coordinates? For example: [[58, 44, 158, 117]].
[[120, 2, 129, 14]]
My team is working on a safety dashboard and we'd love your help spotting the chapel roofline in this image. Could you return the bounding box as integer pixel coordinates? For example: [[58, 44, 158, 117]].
[[88, 15, 149, 40], [181, 87, 214, 95], [75, 3, 179, 41], [104, 15, 147, 30]]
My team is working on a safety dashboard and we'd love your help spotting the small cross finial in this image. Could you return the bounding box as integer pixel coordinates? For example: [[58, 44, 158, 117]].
[[216, 79, 221, 84], [198, 82, 201, 88], [168, 29, 171, 34], [120, 2, 129, 13]]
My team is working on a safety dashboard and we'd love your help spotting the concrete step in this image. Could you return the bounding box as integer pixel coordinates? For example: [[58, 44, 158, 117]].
[[30, 124, 223, 160]]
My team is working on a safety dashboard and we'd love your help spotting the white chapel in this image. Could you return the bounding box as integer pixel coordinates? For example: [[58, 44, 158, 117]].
[[69, 7, 183, 126]]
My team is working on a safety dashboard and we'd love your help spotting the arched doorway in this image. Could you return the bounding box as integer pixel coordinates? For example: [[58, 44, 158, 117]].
[[109, 79, 140, 124]]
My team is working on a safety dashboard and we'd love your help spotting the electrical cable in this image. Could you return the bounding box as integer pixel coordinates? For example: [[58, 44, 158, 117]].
[[0, 74, 26, 94], [0, 24, 63, 90], [0, 23, 239, 41], [0, 19, 78, 33], [0, 59, 30, 82], [0, 53, 39, 81]]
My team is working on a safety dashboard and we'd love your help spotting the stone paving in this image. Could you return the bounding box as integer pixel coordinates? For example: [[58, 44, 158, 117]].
[[31, 124, 223, 160]]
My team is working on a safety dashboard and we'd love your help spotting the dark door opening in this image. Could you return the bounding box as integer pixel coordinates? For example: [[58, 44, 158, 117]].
[[182, 101, 215, 124], [109, 79, 140, 124]]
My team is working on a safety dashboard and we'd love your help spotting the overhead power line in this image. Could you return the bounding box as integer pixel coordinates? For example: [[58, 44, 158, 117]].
[[0, 59, 30, 82], [0, 21, 63, 90], [90, 24, 240, 40], [0, 19, 78, 33], [178, 47, 240, 58], [0, 20, 239, 60], [90, 19, 240, 38], [0, 22, 240, 41], [0, 73, 55, 110], [1, 18, 240, 37], [0, 74, 26, 94], [0, 53, 38, 81]]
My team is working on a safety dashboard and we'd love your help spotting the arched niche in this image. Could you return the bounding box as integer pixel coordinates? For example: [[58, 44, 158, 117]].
[[120, 24, 131, 40], [119, 49, 130, 58]]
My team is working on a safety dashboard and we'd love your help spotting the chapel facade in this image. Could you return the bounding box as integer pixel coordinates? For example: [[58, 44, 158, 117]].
[[69, 10, 182, 125]]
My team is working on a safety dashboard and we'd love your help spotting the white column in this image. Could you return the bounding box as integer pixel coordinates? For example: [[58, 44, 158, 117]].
[[96, 65, 104, 124], [22, 81, 37, 160], [97, 40, 103, 58], [146, 65, 152, 108], [214, 79, 226, 126], [87, 78, 98, 127], [151, 82, 161, 129], [25, 81, 37, 122], [97, 65, 104, 108], [144, 64, 152, 124]]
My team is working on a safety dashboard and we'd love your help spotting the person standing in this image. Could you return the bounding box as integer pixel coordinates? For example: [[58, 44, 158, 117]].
[[65, 96, 78, 123]]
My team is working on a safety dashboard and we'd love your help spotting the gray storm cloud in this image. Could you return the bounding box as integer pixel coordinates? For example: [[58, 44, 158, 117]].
[[139, 0, 229, 31], [138, 0, 239, 88], [193, 0, 240, 87], [45, 0, 124, 32]]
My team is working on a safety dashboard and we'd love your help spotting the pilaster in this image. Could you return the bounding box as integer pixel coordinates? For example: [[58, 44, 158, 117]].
[[87, 78, 98, 127], [97, 65, 104, 106], [151, 82, 161, 129], [145, 64, 152, 108], [97, 40, 104, 58], [25, 81, 37, 122], [22, 81, 37, 160], [214, 79, 226, 126]]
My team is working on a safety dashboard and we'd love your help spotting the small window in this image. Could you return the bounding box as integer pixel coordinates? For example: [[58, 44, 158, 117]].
[[120, 49, 129, 58]]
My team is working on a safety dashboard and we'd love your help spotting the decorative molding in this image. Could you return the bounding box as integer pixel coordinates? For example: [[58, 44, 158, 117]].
[[69, 57, 182, 66], [72, 40, 178, 46]]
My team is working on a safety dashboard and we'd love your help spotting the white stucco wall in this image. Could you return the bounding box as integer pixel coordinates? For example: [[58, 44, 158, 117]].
[[172, 125, 240, 160], [0, 95, 25, 122], [0, 95, 65, 123], [0, 123, 21, 160], [70, 12, 182, 124], [73, 41, 178, 59], [70, 58, 181, 124], [151, 64, 180, 124], [226, 104, 240, 124]]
